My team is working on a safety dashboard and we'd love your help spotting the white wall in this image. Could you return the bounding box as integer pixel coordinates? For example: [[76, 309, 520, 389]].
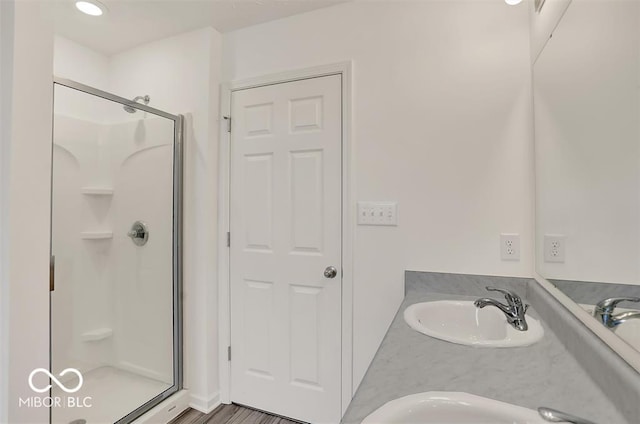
[[534, 0, 640, 284], [54, 26, 223, 412], [222, 0, 534, 391], [2, 1, 54, 423], [529, 0, 572, 63], [108, 27, 223, 412], [53, 36, 111, 123], [0, 1, 14, 421], [54, 36, 109, 91]]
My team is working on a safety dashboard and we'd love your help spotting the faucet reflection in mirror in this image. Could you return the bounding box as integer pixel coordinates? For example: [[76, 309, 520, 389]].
[[593, 297, 640, 329]]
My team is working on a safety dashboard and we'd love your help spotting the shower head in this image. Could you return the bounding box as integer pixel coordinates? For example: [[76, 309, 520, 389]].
[[123, 95, 150, 113]]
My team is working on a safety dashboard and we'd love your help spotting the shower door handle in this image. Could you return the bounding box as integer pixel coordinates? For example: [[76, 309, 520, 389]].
[[50, 255, 55, 292]]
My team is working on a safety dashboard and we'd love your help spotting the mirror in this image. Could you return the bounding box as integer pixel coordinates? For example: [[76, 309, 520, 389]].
[[534, 0, 640, 357]]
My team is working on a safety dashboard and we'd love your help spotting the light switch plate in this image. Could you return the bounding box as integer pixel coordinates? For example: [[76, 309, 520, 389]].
[[357, 201, 398, 226], [544, 234, 566, 263]]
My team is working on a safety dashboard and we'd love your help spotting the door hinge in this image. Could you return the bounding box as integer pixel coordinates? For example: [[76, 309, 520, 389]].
[[224, 116, 231, 133], [50, 255, 55, 292], [227, 232, 231, 247], [227, 346, 231, 361]]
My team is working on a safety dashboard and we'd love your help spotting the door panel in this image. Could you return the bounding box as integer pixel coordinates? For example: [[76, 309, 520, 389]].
[[230, 75, 342, 423], [242, 154, 274, 251], [243, 279, 275, 377], [290, 150, 324, 254]]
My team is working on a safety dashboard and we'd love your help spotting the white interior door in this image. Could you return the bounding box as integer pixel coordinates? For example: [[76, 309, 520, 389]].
[[230, 74, 342, 424]]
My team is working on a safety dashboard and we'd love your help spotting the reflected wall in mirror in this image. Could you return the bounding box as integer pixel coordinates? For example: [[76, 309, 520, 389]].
[[534, 0, 640, 353]]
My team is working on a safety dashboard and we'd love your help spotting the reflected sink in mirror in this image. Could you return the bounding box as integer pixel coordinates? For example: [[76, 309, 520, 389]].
[[581, 304, 640, 352], [362, 392, 546, 424], [614, 320, 640, 352], [404, 301, 544, 347]]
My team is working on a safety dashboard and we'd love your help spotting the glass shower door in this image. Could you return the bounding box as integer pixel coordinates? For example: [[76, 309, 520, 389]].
[[50, 81, 182, 424]]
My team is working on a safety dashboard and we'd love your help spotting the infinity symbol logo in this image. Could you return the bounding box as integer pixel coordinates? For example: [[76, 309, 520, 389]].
[[28, 368, 83, 394]]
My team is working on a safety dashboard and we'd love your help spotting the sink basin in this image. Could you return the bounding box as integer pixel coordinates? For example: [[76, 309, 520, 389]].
[[404, 300, 544, 347], [612, 319, 640, 350], [362, 392, 546, 424]]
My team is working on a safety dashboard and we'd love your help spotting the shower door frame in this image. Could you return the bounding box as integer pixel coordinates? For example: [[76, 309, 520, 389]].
[[50, 77, 184, 424]]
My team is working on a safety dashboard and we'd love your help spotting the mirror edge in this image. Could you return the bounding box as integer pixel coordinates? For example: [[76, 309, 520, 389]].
[[534, 273, 640, 373]]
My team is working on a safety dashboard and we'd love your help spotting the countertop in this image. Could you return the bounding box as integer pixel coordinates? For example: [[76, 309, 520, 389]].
[[341, 283, 628, 424]]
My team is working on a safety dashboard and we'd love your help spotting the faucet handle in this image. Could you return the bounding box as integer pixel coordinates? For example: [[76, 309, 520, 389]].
[[595, 297, 640, 313], [485, 286, 524, 307], [538, 407, 597, 424]]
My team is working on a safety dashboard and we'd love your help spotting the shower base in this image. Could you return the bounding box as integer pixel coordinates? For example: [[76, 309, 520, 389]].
[[52, 366, 171, 424]]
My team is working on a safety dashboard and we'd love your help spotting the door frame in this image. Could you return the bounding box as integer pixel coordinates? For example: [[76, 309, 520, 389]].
[[217, 61, 354, 416]]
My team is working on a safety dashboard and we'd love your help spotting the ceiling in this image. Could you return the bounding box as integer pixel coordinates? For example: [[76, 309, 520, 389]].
[[47, 0, 347, 55]]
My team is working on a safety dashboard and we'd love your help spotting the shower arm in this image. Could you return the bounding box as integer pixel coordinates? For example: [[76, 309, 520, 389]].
[[131, 95, 150, 105]]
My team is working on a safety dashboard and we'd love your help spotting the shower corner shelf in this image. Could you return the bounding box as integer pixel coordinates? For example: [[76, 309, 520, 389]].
[[80, 231, 114, 240], [81, 187, 114, 196], [81, 328, 113, 342]]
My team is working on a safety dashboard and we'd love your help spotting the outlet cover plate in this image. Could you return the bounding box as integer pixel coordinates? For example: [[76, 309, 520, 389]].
[[544, 234, 566, 263], [500, 233, 520, 261]]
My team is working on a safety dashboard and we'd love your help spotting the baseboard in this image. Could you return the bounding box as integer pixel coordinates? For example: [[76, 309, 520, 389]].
[[189, 391, 221, 414], [132, 389, 190, 424]]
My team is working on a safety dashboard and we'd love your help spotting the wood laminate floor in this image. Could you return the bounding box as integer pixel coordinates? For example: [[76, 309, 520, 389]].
[[169, 404, 302, 424]]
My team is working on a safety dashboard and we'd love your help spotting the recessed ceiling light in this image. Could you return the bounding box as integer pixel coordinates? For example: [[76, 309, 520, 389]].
[[505, 0, 523, 4], [75, 1, 105, 16]]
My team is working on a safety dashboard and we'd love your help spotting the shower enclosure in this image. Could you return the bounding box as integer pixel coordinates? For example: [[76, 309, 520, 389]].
[[50, 78, 182, 424]]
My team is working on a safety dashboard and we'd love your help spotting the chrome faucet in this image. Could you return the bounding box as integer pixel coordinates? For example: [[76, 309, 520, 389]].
[[593, 297, 640, 328], [538, 407, 597, 424], [474, 287, 529, 331]]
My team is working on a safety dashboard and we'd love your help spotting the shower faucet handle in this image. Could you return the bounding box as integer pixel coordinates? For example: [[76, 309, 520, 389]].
[[127, 221, 149, 246]]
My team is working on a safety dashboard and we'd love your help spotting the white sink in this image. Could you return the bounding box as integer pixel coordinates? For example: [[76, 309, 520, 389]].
[[404, 300, 544, 347], [613, 319, 640, 350], [362, 392, 546, 424]]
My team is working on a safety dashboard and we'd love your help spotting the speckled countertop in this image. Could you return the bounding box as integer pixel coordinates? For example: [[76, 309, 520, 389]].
[[342, 281, 628, 424]]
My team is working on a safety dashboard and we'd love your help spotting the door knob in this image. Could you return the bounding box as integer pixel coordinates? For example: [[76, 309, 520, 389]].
[[324, 266, 338, 279]]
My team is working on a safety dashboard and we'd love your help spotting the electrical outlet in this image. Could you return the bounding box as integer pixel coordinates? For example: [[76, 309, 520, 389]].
[[357, 201, 398, 226], [500, 233, 520, 261], [544, 235, 565, 263]]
